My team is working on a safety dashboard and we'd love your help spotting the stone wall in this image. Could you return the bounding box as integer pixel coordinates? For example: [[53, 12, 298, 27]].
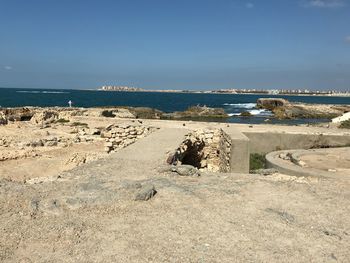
[[172, 129, 232, 173], [101, 124, 156, 153]]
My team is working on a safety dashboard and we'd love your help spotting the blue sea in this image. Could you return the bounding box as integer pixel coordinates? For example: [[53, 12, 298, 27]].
[[1, 87, 349, 124]]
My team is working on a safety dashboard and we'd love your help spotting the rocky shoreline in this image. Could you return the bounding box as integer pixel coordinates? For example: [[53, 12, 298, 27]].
[[0, 105, 229, 126], [257, 98, 350, 120]]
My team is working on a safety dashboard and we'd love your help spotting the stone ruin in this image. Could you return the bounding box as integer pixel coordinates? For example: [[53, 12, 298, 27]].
[[101, 124, 156, 153], [170, 129, 232, 173]]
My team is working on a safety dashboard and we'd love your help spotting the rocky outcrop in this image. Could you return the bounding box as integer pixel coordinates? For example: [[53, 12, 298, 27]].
[[0, 106, 230, 125], [170, 129, 231, 173], [0, 111, 7, 125], [257, 98, 350, 119], [127, 107, 163, 119], [30, 110, 59, 125], [0, 107, 35, 122], [164, 106, 229, 120], [257, 98, 290, 111]]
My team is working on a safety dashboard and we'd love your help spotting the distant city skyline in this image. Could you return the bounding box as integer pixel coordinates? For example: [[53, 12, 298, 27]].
[[0, 0, 349, 91]]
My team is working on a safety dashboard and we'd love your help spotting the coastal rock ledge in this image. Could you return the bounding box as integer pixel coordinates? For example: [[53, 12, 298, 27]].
[[257, 98, 350, 119]]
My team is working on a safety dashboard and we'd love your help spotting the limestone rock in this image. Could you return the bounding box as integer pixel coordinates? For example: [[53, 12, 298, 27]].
[[257, 98, 290, 110], [171, 165, 201, 177], [0, 111, 8, 125], [134, 184, 157, 201], [30, 110, 59, 125], [30, 139, 44, 147]]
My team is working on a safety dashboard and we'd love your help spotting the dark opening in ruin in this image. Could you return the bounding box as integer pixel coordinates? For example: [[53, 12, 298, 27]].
[[101, 110, 116, 118], [20, 115, 33, 121], [175, 139, 205, 168]]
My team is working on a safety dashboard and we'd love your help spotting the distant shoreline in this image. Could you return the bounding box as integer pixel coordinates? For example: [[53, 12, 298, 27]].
[[96, 89, 350, 98]]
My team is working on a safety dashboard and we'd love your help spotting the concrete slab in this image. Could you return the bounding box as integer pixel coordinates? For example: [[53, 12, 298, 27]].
[[222, 127, 250, 173]]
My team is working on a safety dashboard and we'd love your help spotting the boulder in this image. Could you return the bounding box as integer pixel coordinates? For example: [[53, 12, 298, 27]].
[[256, 98, 290, 110], [171, 165, 201, 177], [31, 110, 59, 125], [3, 108, 35, 122], [0, 111, 7, 125], [134, 184, 157, 201]]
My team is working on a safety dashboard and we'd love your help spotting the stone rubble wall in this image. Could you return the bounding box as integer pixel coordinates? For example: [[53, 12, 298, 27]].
[[101, 124, 156, 153], [174, 129, 232, 173]]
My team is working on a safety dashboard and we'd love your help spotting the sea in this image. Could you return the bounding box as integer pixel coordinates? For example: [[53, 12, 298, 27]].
[[1, 87, 349, 125]]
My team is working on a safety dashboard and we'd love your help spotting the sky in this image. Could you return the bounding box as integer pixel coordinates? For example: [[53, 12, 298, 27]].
[[0, 0, 349, 91]]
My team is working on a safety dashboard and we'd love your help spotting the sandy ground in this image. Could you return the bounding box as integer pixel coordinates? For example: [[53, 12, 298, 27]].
[[0, 120, 108, 182], [299, 148, 350, 175], [1, 117, 350, 262]]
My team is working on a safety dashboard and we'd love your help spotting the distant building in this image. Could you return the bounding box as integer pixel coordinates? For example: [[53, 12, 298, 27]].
[[100, 85, 143, 92]]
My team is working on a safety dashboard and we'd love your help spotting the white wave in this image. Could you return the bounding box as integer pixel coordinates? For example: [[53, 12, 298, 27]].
[[16, 90, 69, 94], [248, 109, 273, 116], [41, 91, 70, 94], [223, 103, 256, 109], [16, 91, 41, 93], [228, 109, 273, 117]]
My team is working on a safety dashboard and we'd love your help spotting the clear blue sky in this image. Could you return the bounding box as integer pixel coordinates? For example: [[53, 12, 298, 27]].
[[0, 0, 349, 90]]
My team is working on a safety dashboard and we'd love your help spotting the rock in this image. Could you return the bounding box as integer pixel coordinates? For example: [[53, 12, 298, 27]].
[[240, 111, 252, 117], [114, 108, 135, 118], [164, 106, 229, 120], [78, 130, 87, 136], [65, 153, 87, 166], [250, 168, 278, 176], [279, 153, 291, 160], [45, 140, 58, 147], [104, 147, 112, 153], [257, 98, 290, 110], [30, 139, 44, 147], [30, 110, 59, 125], [70, 127, 79, 134], [104, 142, 113, 147], [2, 107, 34, 122], [171, 165, 201, 177], [105, 124, 114, 131], [134, 184, 157, 201], [0, 111, 8, 125], [257, 98, 350, 120]]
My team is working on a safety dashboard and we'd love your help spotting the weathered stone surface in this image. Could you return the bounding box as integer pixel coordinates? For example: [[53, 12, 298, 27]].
[[257, 98, 350, 120], [1, 107, 35, 122], [172, 129, 231, 173], [164, 106, 229, 119], [250, 168, 278, 176], [30, 110, 59, 125], [257, 98, 290, 110], [171, 165, 201, 177], [0, 111, 7, 125], [100, 124, 155, 153], [30, 139, 44, 147], [134, 184, 157, 201]]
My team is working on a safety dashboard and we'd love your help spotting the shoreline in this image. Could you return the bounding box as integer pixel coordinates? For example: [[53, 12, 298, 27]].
[[1, 86, 349, 97]]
